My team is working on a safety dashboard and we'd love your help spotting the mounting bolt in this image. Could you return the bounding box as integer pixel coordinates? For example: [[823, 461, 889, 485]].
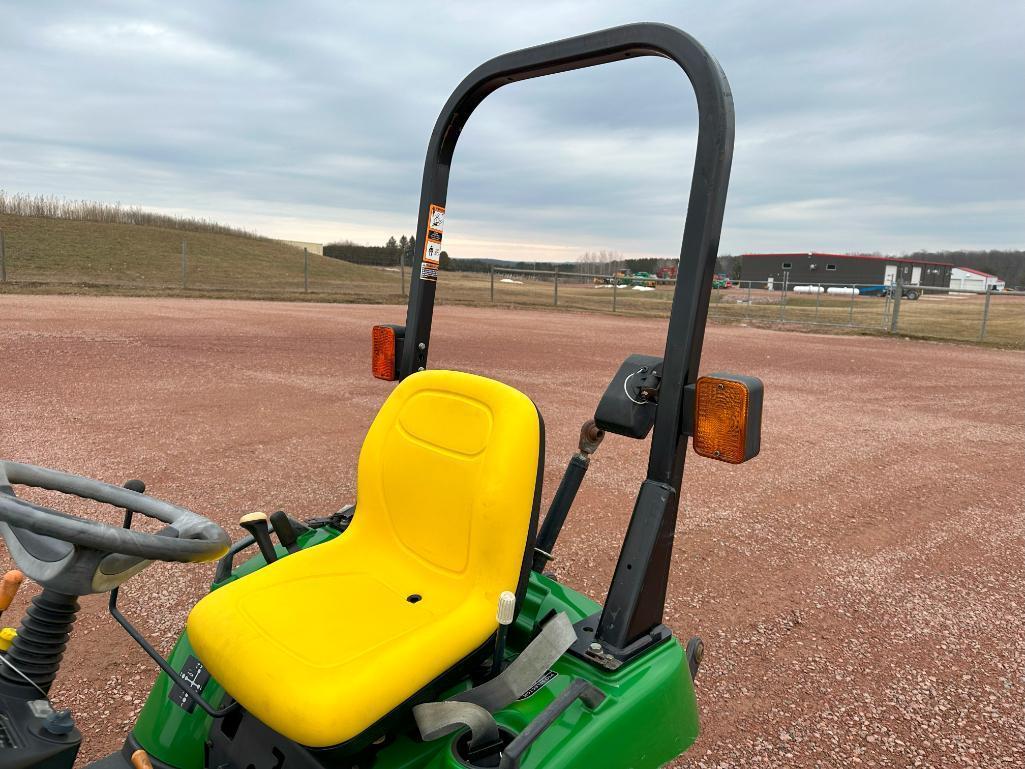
[[589, 641, 603, 653], [418, 342, 426, 350]]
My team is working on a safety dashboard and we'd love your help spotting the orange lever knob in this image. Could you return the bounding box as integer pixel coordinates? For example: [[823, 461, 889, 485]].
[[0, 570, 24, 612], [131, 749, 154, 769]]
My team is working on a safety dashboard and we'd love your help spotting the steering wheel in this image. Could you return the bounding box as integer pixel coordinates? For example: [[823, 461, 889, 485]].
[[0, 460, 230, 595]]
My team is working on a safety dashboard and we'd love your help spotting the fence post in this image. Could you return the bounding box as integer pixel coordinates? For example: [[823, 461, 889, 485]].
[[889, 278, 903, 333], [612, 280, 618, 313], [778, 273, 789, 322], [0, 230, 6, 283], [848, 285, 856, 326], [400, 250, 406, 297], [181, 240, 187, 289], [745, 280, 751, 322], [553, 267, 559, 306], [303, 247, 309, 293], [978, 287, 992, 342], [490, 265, 495, 302]]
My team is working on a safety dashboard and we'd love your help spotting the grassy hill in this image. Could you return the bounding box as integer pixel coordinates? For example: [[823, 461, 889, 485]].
[[1, 209, 1019, 348], [0, 212, 403, 301]]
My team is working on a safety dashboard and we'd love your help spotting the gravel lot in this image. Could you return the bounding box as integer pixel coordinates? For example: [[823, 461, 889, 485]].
[[1, 295, 1022, 768]]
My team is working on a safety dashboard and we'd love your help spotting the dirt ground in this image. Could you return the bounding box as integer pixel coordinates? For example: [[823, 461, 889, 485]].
[[1, 295, 1022, 768]]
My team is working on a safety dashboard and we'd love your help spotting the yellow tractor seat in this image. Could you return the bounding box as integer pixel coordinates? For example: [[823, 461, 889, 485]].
[[186, 370, 544, 748]]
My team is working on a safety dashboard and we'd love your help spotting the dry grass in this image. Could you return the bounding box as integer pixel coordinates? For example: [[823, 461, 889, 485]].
[[0, 213, 403, 301], [440, 277, 1025, 349], [2, 212, 1022, 348], [0, 191, 264, 239]]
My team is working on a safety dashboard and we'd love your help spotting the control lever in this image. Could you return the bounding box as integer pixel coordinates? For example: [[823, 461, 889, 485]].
[[239, 512, 278, 564], [531, 420, 604, 573], [120, 479, 146, 529], [490, 592, 515, 676], [498, 678, 605, 769], [214, 513, 315, 582], [0, 570, 24, 622], [270, 510, 300, 554]]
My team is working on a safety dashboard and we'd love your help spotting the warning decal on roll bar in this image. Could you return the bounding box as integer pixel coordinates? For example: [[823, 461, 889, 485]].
[[429, 204, 445, 233], [420, 204, 445, 282]]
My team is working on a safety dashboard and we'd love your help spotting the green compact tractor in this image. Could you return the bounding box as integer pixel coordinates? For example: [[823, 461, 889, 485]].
[[627, 272, 658, 288], [0, 23, 764, 769]]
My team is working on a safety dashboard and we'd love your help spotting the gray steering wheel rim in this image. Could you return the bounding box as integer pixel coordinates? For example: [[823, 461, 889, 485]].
[[0, 461, 229, 563]]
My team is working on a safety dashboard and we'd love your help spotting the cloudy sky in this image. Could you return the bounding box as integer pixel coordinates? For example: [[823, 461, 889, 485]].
[[1, 1, 1022, 261]]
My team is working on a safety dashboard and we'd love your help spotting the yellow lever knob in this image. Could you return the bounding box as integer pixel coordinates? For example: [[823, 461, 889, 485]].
[[0, 627, 17, 652]]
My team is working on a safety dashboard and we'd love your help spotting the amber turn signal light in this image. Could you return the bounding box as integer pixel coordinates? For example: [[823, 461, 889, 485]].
[[692, 373, 763, 464], [372, 324, 405, 381]]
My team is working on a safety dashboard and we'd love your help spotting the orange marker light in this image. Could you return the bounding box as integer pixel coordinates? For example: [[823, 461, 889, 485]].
[[692, 373, 763, 464], [372, 325, 404, 381]]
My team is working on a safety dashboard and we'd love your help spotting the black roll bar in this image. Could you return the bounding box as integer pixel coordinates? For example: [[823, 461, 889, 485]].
[[400, 23, 734, 656]]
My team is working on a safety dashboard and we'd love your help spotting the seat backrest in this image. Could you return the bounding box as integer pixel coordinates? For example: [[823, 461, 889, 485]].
[[353, 370, 543, 605]]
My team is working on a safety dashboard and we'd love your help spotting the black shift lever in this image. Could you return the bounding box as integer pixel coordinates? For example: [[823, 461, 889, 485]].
[[269, 510, 300, 554], [239, 512, 277, 564], [120, 479, 146, 529]]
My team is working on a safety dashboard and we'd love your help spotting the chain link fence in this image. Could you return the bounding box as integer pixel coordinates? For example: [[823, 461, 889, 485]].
[[467, 267, 1025, 348], [0, 225, 409, 302], [1, 224, 1021, 348]]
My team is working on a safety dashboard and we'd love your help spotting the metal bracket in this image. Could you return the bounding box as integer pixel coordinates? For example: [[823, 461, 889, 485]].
[[567, 612, 672, 670]]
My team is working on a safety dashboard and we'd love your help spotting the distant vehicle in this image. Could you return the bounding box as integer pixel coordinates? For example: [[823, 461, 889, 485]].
[[656, 266, 678, 280], [593, 269, 625, 286], [629, 271, 658, 288], [597, 270, 660, 288], [859, 284, 921, 300], [712, 273, 733, 289]]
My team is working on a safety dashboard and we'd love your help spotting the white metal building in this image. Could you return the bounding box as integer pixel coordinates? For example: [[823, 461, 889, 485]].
[[950, 266, 1005, 292]]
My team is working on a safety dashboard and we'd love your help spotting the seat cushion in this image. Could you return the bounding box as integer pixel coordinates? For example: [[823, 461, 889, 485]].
[[186, 533, 506, 747], [187, 370, 542, 748]]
